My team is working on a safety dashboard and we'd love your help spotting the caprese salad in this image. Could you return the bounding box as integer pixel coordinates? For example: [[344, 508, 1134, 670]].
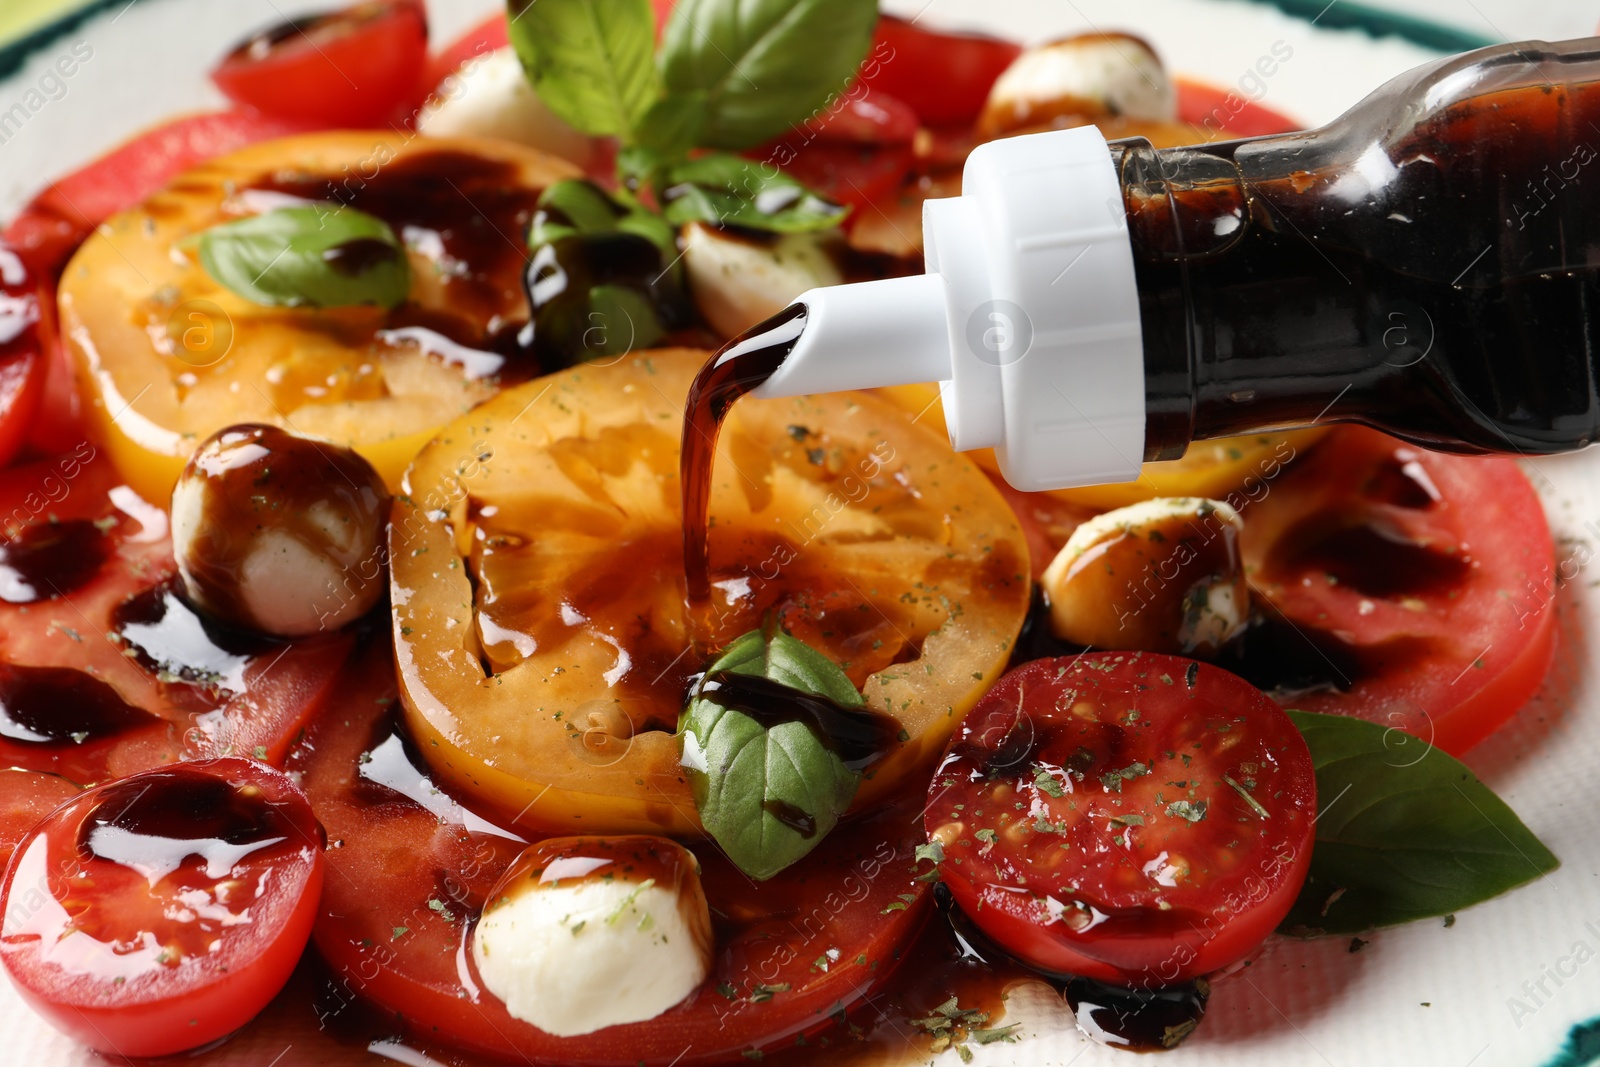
[[0, 1, 1561, 1063]]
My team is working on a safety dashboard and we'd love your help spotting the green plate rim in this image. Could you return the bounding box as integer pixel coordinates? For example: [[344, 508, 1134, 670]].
[[0, 0, 1499, 83]]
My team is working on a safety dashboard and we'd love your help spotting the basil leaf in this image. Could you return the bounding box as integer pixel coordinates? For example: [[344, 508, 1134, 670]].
[[679, 628, 864, 880], [506, 0, 659, 139], [198, 205, 408, 309], [658, 153, 846, 233], [531, 179, 678, 258], [1281, 711, 1558, 935], [659, 0, 878, 149], [634, 95, 706, 159]]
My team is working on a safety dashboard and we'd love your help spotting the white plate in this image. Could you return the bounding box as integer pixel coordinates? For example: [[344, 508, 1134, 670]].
[[2, 2, 1598, 1066]]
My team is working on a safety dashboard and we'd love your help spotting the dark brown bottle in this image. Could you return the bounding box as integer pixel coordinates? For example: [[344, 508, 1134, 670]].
[[718, 39, 1600, 494], [1131, 38, 1600, 460]]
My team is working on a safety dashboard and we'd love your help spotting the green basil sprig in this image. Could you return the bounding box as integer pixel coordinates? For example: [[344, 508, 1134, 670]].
[[659, 0, 880, 150], [656, 153, 847, 233], [678, 628, 867, 880], [1281, 711, 1558, 935], [198, 205, 409, 310], [532, 178, 677, 255], [506, 0, 659, 138], [505, 0, 871, 233]]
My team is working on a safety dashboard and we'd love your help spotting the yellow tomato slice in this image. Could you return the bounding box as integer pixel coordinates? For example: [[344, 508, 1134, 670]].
[[59, 132, 580, 505], [876, 382, 1324, 510], [391, 349, 1032, 835]]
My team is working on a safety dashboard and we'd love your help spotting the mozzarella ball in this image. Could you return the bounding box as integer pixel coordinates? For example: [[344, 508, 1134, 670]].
[[170, 424, 389, 637], [418, 47, 599, 169], [682, 220, 843, 339], [1042, 497, 1248, 655], [978, 33, 1176, 137], [472, 836, 713, 1037]]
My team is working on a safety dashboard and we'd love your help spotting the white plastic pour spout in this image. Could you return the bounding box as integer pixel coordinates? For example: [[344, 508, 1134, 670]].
[[750, 125, 1147, 493]]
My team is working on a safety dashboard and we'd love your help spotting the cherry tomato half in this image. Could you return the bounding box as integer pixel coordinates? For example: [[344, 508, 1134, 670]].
[[211, 0, 428, 127], [0, 759, 324, 1057], [1237, 426, 1557, 755], [0, 769, 77, 871], [858, 16, 1022, 126], [926, 653, 1316, 985]]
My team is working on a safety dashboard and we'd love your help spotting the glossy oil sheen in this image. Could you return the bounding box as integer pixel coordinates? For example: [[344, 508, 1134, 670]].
[[0, 518, 107, 602], [113, 578, 276, 690], [0, 663, 159, 745], [679, 303, 807, 638], [254, 151, 544, 377]]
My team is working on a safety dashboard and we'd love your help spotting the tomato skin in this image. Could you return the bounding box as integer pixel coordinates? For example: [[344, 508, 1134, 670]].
[[927, 653, 1316, 985], [0, 769, 78, 871], [0, 448, 353, 787], [211, 1, 429, 127], [0, 759, 324, 1057], [1239, 427, 1556, 754], [294, 641, 934, 1065], [756, 93, 918, 210], [0, 245, 47, 467], [858, 16, 1021, 126], [424, 12, 508, 92], [1174, 77, 1301, 137], [3, 109, 315, 284]]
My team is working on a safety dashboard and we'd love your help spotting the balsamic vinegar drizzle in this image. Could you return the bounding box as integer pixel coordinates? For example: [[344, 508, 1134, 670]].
[[112, 579, 279, 690], [0, 664, 159, 745], [0, 519, 108, 603], [78, 766, 306, 874], [935, 885, 1210, 1053], [696, 670, 900, 772], [680, 303, 808, 639]]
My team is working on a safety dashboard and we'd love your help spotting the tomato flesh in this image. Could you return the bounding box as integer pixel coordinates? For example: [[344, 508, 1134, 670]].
[[3, 110, 316, 283], [0, 448, 352, 813], [926, 653, 1316, 985], [294, 640, 934, 1065], [1174, 77, 1302, 137], [859, 16, 1022, 126], [211, 0, 429, 127], [763, 94, 920, 210], [0, 759, 324, 1057], [0, 245, 46, 468], [0, 769, 78, 870], [1238, 427, 1557, 754]]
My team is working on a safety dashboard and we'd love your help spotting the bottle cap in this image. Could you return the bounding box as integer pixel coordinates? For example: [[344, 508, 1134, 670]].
[[753, 125, 1145, 492]]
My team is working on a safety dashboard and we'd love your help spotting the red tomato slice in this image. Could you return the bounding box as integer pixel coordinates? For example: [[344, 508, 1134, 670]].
[[758, 94, 919, 210], [2, 110, 315, 280], [858, 16, 1021, 126], [211, 0, 429, 128], [0, 448, 352, 800], [926, 653, 1316, 985], [0, 769, 77, 870], [424, 12, 509, 93], [3, 110, 309, 454], [1174, 77, 1302, 138], [1236, 427, 1556, 755], [294, 640, 933, 1065], [0, 758, 324, 1057], [0, 244, 47, 467]]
